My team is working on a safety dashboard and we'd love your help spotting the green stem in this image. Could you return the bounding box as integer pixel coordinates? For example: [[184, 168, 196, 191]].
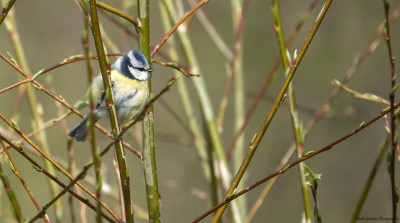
[[81, 3, 103, 222], [158, 2, 217, 206], [0, 141, 22, 223], [88, 0, 134, 222], [138, 0, 161, 222], [350, 135, 389, 223], [271, 0, 312, 220], [231, 0, 247, 221], [96, 1, 138, 27], [382, 1, 398, 222], [211, 1, 333, 221], [0, 0, 16, 25]]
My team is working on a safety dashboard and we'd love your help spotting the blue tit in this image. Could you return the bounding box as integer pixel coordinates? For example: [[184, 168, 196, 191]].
[[68, 50, 152, 142]]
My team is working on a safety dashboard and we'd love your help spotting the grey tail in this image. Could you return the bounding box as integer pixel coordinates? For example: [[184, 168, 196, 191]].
[[68, 115, 96, 142]]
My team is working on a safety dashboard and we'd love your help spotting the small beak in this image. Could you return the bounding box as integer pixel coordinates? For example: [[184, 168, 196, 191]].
[[147, 67, 154, 72]]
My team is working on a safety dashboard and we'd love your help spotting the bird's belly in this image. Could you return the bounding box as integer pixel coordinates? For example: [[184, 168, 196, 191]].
[[115, 89, 148, 124]]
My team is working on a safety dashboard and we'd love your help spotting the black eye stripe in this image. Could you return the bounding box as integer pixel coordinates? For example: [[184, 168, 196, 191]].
[[129, 65, 150, 72]]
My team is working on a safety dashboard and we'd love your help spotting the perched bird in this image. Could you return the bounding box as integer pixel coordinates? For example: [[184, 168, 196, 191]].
[[68, 50, 152, 141]]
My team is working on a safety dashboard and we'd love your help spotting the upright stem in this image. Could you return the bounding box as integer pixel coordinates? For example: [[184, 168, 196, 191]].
[[271, 0, 312, 220], [231, 0, 247, 221], [0, 141, 22, 222], [138, 0, 161, 222], [81, 3, 102, 222], [382, 1, 398, 222], [88, 0, 134, 222]]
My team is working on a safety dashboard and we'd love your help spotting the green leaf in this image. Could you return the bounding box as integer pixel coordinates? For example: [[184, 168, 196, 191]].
[[32, 69, 45, 80], [332, 79, 341, 87], [314, 205, 319, 219], [167, 62, 178, 66], [391, 84, 399, 95], [10, 119, 20, 131], [387, 152, 392, 167], [305, 151, 314, 156], [227, 191, 236, 200], [283, 164, 290, 172], [270, 4, 279, 25], [96, 174, 103, 191], [74, 100, 88, 109], [357, 121, 365, 131], [6, 51, 18, 65], [5, 155, 15, 173], [31, 163, 41, 171], [250, 133, 257, 146]]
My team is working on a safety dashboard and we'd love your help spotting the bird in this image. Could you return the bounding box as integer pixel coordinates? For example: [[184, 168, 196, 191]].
[[68, 50, 153, 142]]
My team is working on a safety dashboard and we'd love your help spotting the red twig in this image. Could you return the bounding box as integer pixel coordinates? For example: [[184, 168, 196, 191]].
[[151, 0, 210, 58]]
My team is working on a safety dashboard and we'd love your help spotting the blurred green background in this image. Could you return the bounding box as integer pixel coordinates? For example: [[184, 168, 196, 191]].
[[1, 0, 400, 222]]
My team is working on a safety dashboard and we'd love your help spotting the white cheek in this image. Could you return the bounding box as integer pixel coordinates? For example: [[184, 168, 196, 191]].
[[136, 71, 149, 81], [128, 66, 148, 81]]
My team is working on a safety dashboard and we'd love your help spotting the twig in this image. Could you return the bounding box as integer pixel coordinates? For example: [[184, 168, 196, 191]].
[[0, 142, 22, 222], [0, 0, 16, 25], [382, 1, 398, 222], [216, 0, 249, 131], [187, 0, 232, 60], [153, 59, 199, 77], [151, 0, 210, 57], [331, 79, 390, 105], [96, 1, 138, 27]]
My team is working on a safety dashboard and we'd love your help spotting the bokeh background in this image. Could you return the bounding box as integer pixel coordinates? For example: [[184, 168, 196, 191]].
[[1, 0, 400, 222]]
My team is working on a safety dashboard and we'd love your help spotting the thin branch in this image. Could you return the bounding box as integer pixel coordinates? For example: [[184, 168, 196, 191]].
[[0, 0, 16, 25], [382, 1, 398, 222], [153, 59, 199, 77], [96, 1, 139, 27], [0, 142, 22, 222], [151, 0, 210, 57]]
